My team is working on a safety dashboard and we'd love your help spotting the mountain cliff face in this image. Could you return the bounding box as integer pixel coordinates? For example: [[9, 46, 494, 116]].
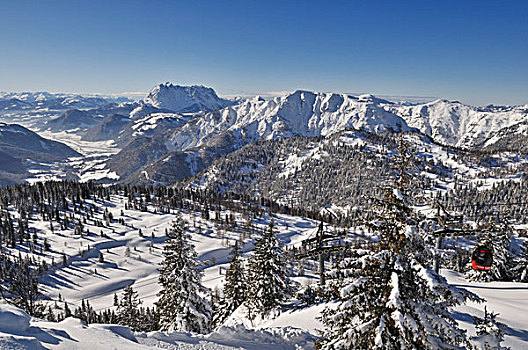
[[143, 83, 235, 113]]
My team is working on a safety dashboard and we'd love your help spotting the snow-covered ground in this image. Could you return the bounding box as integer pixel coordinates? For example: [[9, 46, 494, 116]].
[[444, 270, 528, 349], [2, 269, 527, 349], [1, 193, 527, 348], [0, 303, 314, 349], [29, 195, 317, 313]]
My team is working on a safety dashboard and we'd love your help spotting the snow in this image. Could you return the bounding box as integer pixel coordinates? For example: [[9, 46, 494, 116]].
[[166, 90, 412, 153], [392, 99, 528, 148], [0, 303, 314, 350], [131, 113, 189, 137], [0, 192, 325, 349], [1, 86, 528, 348], [2, 86, 528, 189], [165, 90, 528, 154], [24, 131, 121, 184], [0, 191, 528, 348], [7, 195, 315, 315], [444, 270, 528, 349], [0, 304, 31, 333], [0, 310, 147, 350], [143, 83, 235, 113]]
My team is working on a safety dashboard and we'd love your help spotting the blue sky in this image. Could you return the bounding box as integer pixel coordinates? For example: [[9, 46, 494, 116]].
[[0, 0, 526, 105]]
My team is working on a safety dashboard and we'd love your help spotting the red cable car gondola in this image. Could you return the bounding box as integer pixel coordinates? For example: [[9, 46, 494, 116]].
[[471, 245, 493, 271]]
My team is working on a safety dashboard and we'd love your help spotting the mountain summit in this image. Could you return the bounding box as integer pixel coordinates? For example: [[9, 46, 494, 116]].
[[143, 83, 234, 113]]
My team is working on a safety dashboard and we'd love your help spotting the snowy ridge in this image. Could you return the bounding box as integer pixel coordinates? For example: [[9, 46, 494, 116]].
[[131, 113, 190, 137], [166, 90, 528, 153], [166, 90, 412, 152], [392, 99, 528, 148], [0, 122, 30, 135], [0, 91, 76, 103], [0, 91, 130, 111]]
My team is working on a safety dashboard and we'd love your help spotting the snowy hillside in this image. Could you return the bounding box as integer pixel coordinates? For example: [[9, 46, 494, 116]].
[[0, 303, 315, 349], [0, 184, 527, 348]]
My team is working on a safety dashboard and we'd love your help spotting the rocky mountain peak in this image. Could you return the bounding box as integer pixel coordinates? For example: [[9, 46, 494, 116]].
[[143, 83, 235, 113]]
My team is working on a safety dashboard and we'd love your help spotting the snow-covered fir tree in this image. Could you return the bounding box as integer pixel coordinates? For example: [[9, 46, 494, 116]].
[[0, 253, 44, 317], [116, 284, 142, 331], [155, 217, 212, 333], [213, 240, 246, 327], [515, 240, 528, 282], [245, 219, 291, 321], [471, 306, 510, 350], [319, 137, 480, 349]]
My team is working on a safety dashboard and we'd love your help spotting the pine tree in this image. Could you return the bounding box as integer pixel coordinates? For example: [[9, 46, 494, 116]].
[[139, 307, 159, 332], [471, 306, 510, 350], [116, 284, 142, 331], [74, 299, 97, 324], [64, 301, 72, 318], [0, 254, 44, 317], [213, 241, 246, 327], [245, 219, 291, 321], [46, 305, 56, 322], [319, 137, 480, 349], [155, 217, 212, 333], [515, 240, 528, 282]]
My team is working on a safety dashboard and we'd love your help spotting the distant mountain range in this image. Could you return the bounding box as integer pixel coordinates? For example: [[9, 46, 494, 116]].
[[0, 91, 130, 111], [0, 83, 527, 187], [103, 86, 528, 185]]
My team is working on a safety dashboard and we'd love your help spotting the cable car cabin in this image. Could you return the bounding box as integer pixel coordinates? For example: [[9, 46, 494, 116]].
[[471, 246, 493, 271]]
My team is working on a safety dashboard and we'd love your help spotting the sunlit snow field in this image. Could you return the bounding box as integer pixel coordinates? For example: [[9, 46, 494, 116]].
[[0, 192, 526, 348]]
